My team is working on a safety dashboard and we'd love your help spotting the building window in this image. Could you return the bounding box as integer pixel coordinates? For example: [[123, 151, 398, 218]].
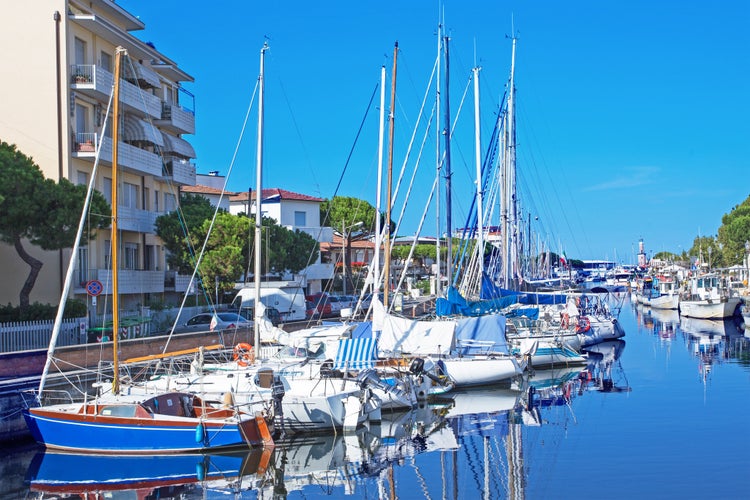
[[122, 182, 139, 209], [75, 103, 88, 134], [77, 247, 88, 285], [164, 192, 176, 212], [103, 177, 112, 205], [104, 240, 111, 269], [154, 190, 159, 212], [294, 211, 307, 227], [77, 170, 88, 186], [124, 243, 139, 270], [74, 37, 86, 64], [99, 51, 111, 72], [144, 244, 155, 270]]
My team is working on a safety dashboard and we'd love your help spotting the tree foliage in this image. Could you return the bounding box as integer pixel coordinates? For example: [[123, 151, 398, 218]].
[[0, 141, 110, 309], [155, 196, 319, 301], [717, 195, 750, 265], [688, 235, 724, 268], [154, 193, 218, 274]]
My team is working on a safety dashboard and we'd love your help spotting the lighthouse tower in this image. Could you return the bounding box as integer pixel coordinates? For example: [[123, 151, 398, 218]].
[[637, 239, 647, 268]]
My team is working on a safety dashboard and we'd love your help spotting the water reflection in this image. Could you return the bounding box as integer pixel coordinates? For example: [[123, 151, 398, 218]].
[[19, 355, 634, 500], [634, 302, 750, 381]]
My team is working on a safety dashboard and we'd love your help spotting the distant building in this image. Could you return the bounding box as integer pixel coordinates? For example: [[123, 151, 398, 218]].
[[0, 1, 196, 311]]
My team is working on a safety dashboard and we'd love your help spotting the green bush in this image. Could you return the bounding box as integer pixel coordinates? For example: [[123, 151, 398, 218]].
[[0, 299, 88, 322]]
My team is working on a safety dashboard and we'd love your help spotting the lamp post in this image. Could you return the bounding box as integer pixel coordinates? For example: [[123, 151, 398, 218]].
[[341, 220, 363, 295], [745, 240, 750, 284]]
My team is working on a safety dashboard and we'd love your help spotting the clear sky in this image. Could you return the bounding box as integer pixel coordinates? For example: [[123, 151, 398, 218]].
[[119, 0, 749, 262]]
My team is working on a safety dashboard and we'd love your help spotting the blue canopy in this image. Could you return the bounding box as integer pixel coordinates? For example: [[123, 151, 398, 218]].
[[436, 286, 518, 317], [453, 314, 510, 356], [333, 337, 377, 371]]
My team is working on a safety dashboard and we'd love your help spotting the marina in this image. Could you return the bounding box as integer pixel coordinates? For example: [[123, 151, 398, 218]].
[[3, 294, 750, 498]]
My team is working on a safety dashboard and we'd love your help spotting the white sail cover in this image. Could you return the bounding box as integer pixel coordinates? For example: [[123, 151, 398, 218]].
[[372, 297, 455, 356]]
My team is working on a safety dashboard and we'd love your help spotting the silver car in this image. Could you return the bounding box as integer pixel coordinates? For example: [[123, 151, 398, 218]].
[[173, 312, 253, 334]]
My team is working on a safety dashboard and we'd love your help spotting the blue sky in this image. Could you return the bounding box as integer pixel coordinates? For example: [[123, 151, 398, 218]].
[[119, 0, 749, 262]]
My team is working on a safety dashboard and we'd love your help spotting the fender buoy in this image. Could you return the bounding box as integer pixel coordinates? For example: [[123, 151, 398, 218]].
[[233, 343, 254, 367], [576, 316, 591, 334], [561, 313, 570, 329]]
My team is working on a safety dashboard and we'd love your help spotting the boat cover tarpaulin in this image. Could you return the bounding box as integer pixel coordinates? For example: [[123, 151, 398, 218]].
[[436, 286, 518, 317], [454, 314, 510, 356], [480, 274, 568, 305], [333, 338, 376, 371], [373, 297, 455, 356]]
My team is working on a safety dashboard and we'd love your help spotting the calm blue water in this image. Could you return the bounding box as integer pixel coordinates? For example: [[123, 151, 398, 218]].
[[3, 295, 750, 499]]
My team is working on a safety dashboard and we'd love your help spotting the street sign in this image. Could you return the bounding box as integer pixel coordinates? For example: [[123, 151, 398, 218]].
[[86, 280, 103, 297]]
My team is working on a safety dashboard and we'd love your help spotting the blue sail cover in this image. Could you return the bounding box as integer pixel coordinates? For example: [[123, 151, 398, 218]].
[[480, 273, 568, 305], [436, 286, 518, 317], [333, 337, 377, 371], [453, 314, 510, 356]]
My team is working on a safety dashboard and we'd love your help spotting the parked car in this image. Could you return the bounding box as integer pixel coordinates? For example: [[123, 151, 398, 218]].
[[173, 312, 253, 334], [306, 293, 333, 318]]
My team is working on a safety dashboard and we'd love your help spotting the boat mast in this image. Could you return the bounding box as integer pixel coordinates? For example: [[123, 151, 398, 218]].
[[434, 22, 442, 298], [472, 65, 483, 277], [383, 41, 398, 309], [254, 42, 268, 352], [444, 34, 453, 287], [502, 35, 517, 288], [111, 46, 125, 395], [374, 65, 386, 300]]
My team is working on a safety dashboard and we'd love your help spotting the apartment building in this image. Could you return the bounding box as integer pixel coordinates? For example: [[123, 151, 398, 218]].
[[0, 1, 196, 312]]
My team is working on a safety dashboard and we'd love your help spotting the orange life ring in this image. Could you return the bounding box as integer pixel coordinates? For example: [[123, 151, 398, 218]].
[[576, 316, 591, 334], [561, 313, 570, 329], [233, 343, 255, 367]]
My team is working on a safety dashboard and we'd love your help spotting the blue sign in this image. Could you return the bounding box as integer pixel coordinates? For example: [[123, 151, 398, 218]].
[[86, 280, 103, 297]]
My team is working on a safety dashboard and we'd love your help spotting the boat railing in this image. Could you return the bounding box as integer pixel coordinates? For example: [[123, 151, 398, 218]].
[[21, 388, 77, 408]]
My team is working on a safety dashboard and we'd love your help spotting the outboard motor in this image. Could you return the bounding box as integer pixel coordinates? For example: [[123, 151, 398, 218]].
[[409, 357, 425, 375]]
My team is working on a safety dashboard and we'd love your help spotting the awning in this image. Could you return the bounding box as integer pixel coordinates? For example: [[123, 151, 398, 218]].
[[333, 338, 376, 371], [123, 61, 162, 89], [161, 132, 196, 158], [122, 115, 164, 146]]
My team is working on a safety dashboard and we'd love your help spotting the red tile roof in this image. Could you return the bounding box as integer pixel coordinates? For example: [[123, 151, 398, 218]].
[[229, 188, 324, 203], [181, 185, 237, 196]]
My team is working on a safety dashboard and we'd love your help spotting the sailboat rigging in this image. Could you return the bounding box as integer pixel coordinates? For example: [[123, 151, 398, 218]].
[[22, 47, 273, 454]]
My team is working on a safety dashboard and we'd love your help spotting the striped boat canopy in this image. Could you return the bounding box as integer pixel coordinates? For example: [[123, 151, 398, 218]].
[[333, 338, 377, 371]]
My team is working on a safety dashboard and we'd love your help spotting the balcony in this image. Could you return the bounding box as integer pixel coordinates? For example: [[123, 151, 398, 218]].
[[165, 271, 193, 292], [160, 156, 196, 186], [77, 269, 166, 295], [157, 102, 195, 135], [118, 206, 160, 234], [71, 64, 161, 119], [73, 133, 163, 178]]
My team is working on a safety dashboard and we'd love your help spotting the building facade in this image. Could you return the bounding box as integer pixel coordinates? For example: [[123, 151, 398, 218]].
[[0, 1, 196, 312]]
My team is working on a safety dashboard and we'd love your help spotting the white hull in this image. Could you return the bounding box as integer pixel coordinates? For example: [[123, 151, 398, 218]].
[[440, 356, 522, 388], [649, 294, 680, 310], [513, 338, 586, 368], [679, 297, 740, 319]]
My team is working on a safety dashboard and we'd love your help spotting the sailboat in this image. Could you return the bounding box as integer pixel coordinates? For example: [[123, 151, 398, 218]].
[[21, 47, 272, 454]]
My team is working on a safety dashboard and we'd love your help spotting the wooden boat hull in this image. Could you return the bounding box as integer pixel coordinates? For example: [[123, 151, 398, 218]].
[[23, 399, 270, 454]]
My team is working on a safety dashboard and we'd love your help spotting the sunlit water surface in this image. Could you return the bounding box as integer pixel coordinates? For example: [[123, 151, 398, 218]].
[[3, 295, 750, 499]]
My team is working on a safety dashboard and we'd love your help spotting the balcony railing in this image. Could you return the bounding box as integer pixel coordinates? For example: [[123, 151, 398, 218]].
[[165, 271, 193, 292], [118, 206, 161, 234], [161, 156, 196, 185], [83, 269, 166, 295], [71, 64, 161, 119], [73, 133, 162, 178], [158, 102, 195, 134]]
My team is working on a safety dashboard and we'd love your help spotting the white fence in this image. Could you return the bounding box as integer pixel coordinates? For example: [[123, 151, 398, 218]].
[[0, 317, 88, 353]]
